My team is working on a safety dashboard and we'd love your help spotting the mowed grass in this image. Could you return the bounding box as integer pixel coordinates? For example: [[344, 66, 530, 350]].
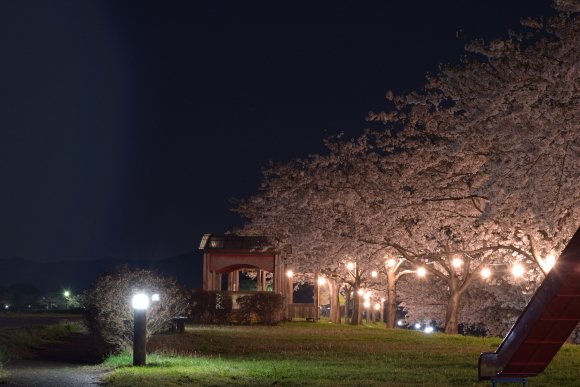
[[101, 322, 580, 387]]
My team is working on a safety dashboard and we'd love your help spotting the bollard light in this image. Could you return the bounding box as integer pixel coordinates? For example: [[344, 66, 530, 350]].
[[132, 293, 149, 366], [133, 293, 149, 309]]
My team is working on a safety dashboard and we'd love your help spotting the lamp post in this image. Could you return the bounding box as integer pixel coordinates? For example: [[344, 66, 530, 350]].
[[132, 293, 149, 366]]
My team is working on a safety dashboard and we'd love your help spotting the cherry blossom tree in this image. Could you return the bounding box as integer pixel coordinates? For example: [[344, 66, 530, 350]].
[[236, 1, 580, 335], [369, 0, 580, 275]]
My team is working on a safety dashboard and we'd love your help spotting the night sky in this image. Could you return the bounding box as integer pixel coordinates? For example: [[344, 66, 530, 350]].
[[0, 1, 555, 263]]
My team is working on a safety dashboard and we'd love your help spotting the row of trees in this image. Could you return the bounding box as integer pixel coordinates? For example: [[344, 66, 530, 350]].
[[235, 1, 580, 335]]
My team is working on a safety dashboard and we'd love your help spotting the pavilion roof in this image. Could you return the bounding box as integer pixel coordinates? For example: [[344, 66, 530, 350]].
[[199, 234, 273, 251]]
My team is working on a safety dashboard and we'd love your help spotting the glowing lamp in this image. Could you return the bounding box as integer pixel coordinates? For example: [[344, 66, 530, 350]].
[[512, 264, 525, 277], [546, 254, 556, 270], [132, 293, 149, 310]]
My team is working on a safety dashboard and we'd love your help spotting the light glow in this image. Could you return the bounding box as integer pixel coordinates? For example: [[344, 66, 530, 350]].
[[424, 326, 434, 333], [481, 268, 491, 278], [358, 289, 364, 295], [286, 270, 293, 277], [374, 304, 380, 310], [417, 267, 426, 277], [318, 277, 326, 285], [364, 301, 370, 308], [132, 293, 149, 310], [386, 259, 396, 267], [452, 258, 462, 268], [415, 323, 421, 329], [364, 291, 372, 299], [347, 262, 355, 270], [151, 294, 160, 302], [546, 254, 556, 270], [512, 264, 525, 277], [397, 320, 403, 326], [371, 271, 378, 277]]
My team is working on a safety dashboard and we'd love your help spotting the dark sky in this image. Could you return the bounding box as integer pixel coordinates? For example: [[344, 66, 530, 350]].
[[0, 1, 555, 262]]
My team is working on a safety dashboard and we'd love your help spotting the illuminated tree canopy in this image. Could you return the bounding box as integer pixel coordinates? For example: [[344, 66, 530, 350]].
[[235, 1, 580, 335]]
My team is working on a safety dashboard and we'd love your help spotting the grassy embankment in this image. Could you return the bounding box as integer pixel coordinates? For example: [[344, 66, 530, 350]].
[[0, 318, 85, 372], [100, 321, 580, 387]]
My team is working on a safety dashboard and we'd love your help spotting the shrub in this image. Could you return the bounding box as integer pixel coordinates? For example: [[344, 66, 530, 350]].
[[251, 292, 286, 325], [186, 290, 233, 324], [234, 292, 286, 325], [234, 294, 255, 324], [84, 265, 188, 353]]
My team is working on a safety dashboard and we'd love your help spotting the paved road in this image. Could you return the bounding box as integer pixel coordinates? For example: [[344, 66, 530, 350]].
[[2, 361, 111, 387]]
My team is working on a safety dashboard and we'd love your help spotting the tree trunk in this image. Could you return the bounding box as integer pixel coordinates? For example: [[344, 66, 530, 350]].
[[343, 286, 351, 324], [328, 278, 341, 324], [350, 287, 360, 325], [444, 291, 461, 335], [386, 270, 397, 329]]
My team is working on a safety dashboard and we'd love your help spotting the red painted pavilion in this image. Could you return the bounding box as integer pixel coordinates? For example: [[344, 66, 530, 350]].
[[199, 234, 318, 320]]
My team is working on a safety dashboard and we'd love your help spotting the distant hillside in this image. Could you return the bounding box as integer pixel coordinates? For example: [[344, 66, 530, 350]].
[[0, 252, 203, 293]]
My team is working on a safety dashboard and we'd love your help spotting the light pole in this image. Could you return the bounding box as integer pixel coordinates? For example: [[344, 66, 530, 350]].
[[132, 293, 149, 366]]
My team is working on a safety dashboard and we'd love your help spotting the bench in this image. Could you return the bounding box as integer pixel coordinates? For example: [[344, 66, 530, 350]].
[[478, 227, 580, 385]]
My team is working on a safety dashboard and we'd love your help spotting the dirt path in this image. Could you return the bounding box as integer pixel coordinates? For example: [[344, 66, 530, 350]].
[[0, 327, 112, 386]]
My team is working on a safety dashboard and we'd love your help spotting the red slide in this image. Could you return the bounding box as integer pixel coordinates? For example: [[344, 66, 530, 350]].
[[479, 227, 580, 382]]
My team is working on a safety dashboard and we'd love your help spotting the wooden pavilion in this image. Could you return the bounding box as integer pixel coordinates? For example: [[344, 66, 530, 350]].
[[199, 234, 318, 320]]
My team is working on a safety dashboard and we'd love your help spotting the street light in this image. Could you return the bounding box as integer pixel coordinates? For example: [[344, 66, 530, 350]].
[[481, 268, 491, 279], [512, 264, 525, 277], [64, 291, 70, 310], [417, 267, 426, 277], [546, 254, 556, 270], [132, 293, 149, 366], [452, 258, 462, 268]]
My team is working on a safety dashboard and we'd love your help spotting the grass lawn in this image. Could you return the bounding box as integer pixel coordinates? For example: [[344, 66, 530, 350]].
[[100, 321, 580, 387]]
